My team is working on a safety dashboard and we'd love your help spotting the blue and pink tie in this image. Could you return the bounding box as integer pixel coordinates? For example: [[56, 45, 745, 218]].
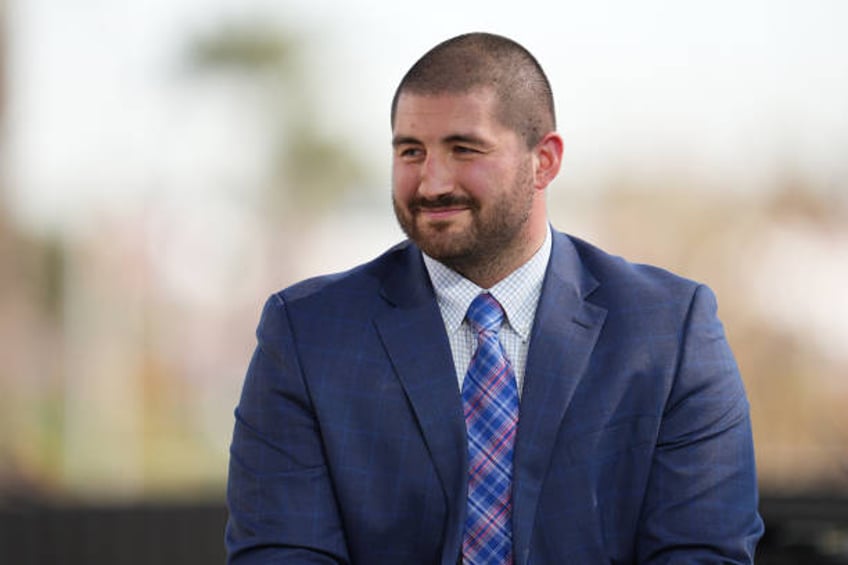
[[461, 293, 519, 565]]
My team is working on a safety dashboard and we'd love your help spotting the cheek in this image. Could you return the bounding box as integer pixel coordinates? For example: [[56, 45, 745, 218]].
[[392, 165, 419, 198], [458, 161, 505, 197]]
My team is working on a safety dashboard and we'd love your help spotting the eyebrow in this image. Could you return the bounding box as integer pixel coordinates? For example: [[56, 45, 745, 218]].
[[444, 133, 489, 146], [391, 133, 490, 148], [392, 135, 420, 148]]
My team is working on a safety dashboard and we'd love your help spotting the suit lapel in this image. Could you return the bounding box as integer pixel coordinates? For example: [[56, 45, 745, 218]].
[[373, 244, 467, 564], [512, 232, 607, 565]]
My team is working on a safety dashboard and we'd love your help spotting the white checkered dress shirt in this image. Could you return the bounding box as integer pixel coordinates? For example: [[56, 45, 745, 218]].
[[422, 227, 552, 396]]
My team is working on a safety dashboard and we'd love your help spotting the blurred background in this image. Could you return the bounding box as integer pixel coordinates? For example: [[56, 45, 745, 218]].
[[1, 0, 846, 562]]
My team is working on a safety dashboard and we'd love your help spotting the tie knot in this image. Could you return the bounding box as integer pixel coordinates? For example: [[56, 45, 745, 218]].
[[466, 293, 505, 335]]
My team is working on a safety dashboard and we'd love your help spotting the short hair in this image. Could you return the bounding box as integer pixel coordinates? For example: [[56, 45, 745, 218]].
[[391, 32, 556, 148]]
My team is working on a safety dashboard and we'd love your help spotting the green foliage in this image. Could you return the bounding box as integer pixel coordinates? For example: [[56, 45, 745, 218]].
[[186, 21, 368, 215], [187, 24, 295, 74]]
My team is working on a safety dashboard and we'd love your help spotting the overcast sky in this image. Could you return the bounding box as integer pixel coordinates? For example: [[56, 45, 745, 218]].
[[5, 0, 848, 232]]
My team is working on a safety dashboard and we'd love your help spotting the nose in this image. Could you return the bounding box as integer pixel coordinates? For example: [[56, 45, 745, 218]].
[[418, 154, 454, 198]]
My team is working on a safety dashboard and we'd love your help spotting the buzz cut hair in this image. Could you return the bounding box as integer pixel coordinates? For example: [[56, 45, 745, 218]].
[[390, 32, 556, 149]]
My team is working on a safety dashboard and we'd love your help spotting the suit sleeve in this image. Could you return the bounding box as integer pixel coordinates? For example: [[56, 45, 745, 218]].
[[225, 294, 350, 564], [636, 284, 764, 564]]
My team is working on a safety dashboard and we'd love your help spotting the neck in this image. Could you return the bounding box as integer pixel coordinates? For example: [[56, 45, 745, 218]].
[[449, 227, 547, 289]]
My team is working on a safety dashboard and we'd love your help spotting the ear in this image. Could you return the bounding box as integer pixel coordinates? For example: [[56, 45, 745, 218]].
[[532, 132, 564, 190]]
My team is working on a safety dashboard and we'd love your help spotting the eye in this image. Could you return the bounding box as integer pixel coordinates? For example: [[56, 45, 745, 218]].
[[453, 145, 480, 156], [397, 146, 424, 160]]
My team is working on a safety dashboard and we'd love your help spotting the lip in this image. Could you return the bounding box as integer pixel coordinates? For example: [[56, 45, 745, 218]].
[[417, 206, 470, 221]]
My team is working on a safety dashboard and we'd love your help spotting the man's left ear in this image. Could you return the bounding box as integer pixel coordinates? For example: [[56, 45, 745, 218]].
[[532, 132, 564, 190]]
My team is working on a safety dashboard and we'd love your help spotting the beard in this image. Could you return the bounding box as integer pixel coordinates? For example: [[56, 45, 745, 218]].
[[392, 160, 535, 278]]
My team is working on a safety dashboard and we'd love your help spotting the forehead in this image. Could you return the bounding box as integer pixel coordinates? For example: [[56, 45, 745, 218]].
[[392, 88, 507, 137]]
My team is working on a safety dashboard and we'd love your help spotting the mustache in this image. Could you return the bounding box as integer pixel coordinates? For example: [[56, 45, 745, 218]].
[[408, 195, 477, 211]]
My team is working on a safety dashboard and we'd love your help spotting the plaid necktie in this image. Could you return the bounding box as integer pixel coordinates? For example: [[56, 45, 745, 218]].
[[461, 293, 519, 565]]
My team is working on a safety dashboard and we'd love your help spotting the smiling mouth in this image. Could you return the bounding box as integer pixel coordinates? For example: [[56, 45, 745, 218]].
[[418, 206, 469, 220], [411, 196, 475, 217]]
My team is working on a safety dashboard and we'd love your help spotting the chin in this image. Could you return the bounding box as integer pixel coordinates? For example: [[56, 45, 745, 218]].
[[418, 237, 477, 264]]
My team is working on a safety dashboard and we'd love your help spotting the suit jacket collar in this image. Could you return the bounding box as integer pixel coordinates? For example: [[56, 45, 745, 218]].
[[374, 233, 607, 565], [512, 231, 607, 564], [374, 243, 468, 564]]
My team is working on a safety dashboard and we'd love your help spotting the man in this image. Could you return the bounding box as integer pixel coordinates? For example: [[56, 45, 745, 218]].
[[226, 32, 763, 564]]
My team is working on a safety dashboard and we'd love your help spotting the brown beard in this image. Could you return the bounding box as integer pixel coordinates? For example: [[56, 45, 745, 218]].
[[392, 159, 535, 284]]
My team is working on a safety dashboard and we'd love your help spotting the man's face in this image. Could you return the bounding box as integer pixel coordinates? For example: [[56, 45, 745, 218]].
[[391, 88, 543, 279]]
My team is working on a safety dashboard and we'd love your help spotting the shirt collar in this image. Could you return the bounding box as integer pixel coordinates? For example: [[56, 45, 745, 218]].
[[422, 226, 552, 340]]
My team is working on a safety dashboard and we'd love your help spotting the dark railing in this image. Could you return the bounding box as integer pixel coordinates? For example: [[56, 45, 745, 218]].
[[0, 501, 227, 565], [0, 495, 846, 564], [758, 495, 848, 564]]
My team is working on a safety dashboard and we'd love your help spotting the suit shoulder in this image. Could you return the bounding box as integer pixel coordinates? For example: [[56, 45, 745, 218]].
[[566, 234, 702, 303], [272, 239, 415, 306]]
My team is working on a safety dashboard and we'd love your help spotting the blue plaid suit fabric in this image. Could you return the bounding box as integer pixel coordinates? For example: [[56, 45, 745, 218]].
[[461, 293, 519, 565], [225, 233, 763, 563]]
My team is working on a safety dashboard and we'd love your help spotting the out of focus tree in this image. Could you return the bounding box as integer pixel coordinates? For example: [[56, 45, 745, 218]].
[[186, 21, 366, 215], [0, 0, 69, 492], [0, 0, 6, 117]]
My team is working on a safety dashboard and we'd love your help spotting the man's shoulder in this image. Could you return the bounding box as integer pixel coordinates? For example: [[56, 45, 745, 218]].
[[557, 231, 702, 302], [275, 239, 418, 306]]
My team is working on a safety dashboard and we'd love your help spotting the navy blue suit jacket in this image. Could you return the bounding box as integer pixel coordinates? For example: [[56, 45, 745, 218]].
[[226, 230, 763, 563]]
